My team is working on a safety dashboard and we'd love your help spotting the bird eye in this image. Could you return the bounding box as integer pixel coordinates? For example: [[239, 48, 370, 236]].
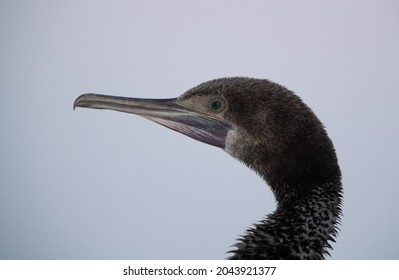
[[210, 100, 223, 111]]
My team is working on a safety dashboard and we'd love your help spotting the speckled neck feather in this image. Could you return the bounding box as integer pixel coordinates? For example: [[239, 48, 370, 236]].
[[228, 180, 342, 259]]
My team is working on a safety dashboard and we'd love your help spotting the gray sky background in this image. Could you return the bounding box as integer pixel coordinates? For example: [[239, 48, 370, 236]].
[[1, 0, 398, 259]]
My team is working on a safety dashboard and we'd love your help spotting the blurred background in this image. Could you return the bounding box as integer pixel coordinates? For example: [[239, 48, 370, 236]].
[[1, 0, 398, 259]]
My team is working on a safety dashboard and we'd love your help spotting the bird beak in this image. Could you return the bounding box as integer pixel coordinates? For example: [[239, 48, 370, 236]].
[[74, 93, 232, 149]]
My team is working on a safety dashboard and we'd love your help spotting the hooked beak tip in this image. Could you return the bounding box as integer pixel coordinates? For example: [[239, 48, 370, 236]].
[[73, 93, 94, 111], [73, 94, 83, 110]]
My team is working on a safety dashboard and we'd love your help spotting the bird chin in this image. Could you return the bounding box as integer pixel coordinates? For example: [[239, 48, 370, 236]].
[[144, 116, 231, 149]]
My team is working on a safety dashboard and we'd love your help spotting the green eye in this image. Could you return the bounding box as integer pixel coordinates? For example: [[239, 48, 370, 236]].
[[210, 100, 223, 111]]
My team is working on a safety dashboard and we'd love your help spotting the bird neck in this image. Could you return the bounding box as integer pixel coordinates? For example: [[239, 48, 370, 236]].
[[229, 179, 342, 260], [224, 108, 342, 259]]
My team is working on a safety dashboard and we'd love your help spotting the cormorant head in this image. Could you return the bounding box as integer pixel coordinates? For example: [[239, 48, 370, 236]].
[[74, 77, 340, 197]]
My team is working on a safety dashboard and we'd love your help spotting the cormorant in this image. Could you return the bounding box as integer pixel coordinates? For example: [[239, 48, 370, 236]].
[[74, 77, 342, 259]]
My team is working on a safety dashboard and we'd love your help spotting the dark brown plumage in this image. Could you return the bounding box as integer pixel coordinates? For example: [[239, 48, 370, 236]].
[[74, 77, 342, 259]]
